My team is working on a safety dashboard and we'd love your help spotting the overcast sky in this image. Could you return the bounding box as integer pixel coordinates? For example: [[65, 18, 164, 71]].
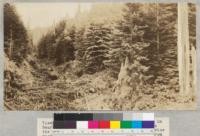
[[15, 3, 92, 29]]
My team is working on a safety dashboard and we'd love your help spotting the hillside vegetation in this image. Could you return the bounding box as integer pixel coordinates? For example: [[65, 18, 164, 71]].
[[4, 3, 196, 110]]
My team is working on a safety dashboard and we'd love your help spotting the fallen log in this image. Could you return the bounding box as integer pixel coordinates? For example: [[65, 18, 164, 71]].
[[22, 86, 51, 91]]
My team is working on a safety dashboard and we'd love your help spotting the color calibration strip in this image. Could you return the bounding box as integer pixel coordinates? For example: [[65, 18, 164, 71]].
[[53, 113, 154, 129], [38, 117, 169, 136]]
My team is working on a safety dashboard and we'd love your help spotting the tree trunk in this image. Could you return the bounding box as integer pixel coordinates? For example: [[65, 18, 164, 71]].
[[156, 3, 160, 61], [191, 45, 196, 94], [178, 3, 190, 95], [9, 28, 13, 59]]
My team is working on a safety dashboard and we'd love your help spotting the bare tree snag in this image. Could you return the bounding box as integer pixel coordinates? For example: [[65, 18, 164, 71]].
[[191, 45, 196, 94], [178, 3, 190, 95]]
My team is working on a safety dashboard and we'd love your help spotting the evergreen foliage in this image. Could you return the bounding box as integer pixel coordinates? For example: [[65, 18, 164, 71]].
[[106, 3, 151, 82], [74, 27, 86, 61], [37, 20, 75, 65], [156, 4, 178, 87], [83, 24, 112, 73], [4, 3, 196, 110], [188, 3, 196, 48], [4, 3, 29, 63], [36, 3, 179, 86]]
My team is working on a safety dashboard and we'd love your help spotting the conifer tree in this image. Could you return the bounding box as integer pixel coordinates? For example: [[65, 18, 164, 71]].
[[38, 34, 49, 58], [106, 3, 151, 82], [103, 28, 126, 77], [140, 4, 159, 80], [156, 4, 178, 87], [55, 36, 74, 65], [38, 20, 75, 65], [83, 23, 112, 73], [74, 27, 85, 61], [188, 3, 196, 94], [188, 3, 196, 47], [4, 3, 29, 63]]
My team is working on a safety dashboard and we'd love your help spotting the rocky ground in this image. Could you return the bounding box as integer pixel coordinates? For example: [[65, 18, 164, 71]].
[[4, 56, 196, 111]]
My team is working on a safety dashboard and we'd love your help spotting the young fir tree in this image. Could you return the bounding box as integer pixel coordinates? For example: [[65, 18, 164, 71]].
[[38, 34, 49, 59], [55, 36, 75, 65], [4, 3, 29, 63], [140, 4, 159, 81], [38, 20, 75, 65], [188, 3, 196, 94], [74, 27, 85, 61], [83, 23, 111, 73], [103, 27, 126, 77], [51, 20, 66, 61], [188, 3, 196, 48], [106, 3, 151, 83], [54, 27, 75, 65], [38, 30, 57, 59], [156, 4, 178, 88], [68, 25, 76, 44], [38, 21, 66, 60]]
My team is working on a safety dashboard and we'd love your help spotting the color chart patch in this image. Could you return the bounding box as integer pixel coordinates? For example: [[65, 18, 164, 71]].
[[38, 117, 169, 136], [53, 113, 154, 129]]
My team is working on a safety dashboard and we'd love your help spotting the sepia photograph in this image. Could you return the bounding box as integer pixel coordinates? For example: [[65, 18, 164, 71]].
[[3, 2, 196, 110]]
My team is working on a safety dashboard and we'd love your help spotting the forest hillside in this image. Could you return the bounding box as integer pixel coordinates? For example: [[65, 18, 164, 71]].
[[4, 3, 196, 110]]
